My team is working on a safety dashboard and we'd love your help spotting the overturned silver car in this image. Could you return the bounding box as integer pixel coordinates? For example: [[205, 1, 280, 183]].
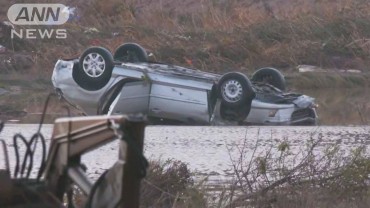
[[52, 43, 318, 125]]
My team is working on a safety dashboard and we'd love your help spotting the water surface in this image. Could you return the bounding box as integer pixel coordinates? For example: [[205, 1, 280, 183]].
[[1, 125, 369, 185]]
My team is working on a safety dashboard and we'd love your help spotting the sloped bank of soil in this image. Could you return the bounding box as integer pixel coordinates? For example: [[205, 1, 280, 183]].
[[3, 0, 370, 74]]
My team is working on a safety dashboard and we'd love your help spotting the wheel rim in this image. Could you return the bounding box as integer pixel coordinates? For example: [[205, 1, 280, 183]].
[[82, 53, 106, 78], [221, 79, 243, 103]]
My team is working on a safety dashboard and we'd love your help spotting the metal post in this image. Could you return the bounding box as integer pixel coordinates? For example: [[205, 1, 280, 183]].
[[120, 119, 146, 208]]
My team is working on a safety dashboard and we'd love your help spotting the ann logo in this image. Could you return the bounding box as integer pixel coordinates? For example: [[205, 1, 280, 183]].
[[15, 7, 60, 22], [8, 4, 69, 25], [7, 4, 69, 39]]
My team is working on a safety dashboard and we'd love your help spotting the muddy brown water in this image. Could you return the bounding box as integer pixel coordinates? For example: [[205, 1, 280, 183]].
[[0, 125, 369, 186]]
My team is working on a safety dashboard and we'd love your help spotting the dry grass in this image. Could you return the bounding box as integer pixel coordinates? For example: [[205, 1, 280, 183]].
[[3, 0, 370, 75], [216, 132, 370, 208], [140, 133, 370, 208], [140, 159, 206, 208]]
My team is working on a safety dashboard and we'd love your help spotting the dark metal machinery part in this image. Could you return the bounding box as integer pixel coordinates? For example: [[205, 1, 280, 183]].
[[86, 117, 147, 208], [43, 115, 147, 208], [0, 115, 147, 208]]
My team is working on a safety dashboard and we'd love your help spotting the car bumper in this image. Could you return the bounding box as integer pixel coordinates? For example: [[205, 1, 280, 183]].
[[241, 116, 318, 126], [244, 106, 318, 126], [262, 116, 318, 125]]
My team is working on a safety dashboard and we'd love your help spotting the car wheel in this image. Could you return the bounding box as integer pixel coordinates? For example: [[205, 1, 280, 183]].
[[75, 47, 114, 91], [218, 72, 255, 107], [220, 102, 251, 122], [251, 67, 286, 91], [113, 43, 148, 62]]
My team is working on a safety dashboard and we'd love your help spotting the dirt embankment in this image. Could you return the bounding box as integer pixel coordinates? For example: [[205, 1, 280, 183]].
[[2, 0, 370, 73]]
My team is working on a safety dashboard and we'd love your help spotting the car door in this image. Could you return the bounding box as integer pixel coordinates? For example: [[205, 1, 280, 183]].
[[148, 73, 212, 124], [107, 80, 150, 115]]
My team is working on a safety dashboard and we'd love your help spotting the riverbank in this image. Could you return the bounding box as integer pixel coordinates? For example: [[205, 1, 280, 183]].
[[0, 71, 369, 124], [287, 71, 370, 89], [2, 0, 370, 74]]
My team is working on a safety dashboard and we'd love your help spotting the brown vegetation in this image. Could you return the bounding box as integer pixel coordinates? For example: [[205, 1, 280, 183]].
[[115, 132, 370, 208], [141, 160, 206, 207], [141, 133, 370, 208], [2, 0, 370, 74], [222, 134, 370, 207]]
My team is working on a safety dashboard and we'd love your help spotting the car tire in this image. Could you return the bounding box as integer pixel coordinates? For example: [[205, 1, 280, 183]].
[[220, 102, 252, 122], [74, 47, 114, 91], [251, 67, 286, 91], [218, 72, 255, 107], [113, 43, 148, 62]]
